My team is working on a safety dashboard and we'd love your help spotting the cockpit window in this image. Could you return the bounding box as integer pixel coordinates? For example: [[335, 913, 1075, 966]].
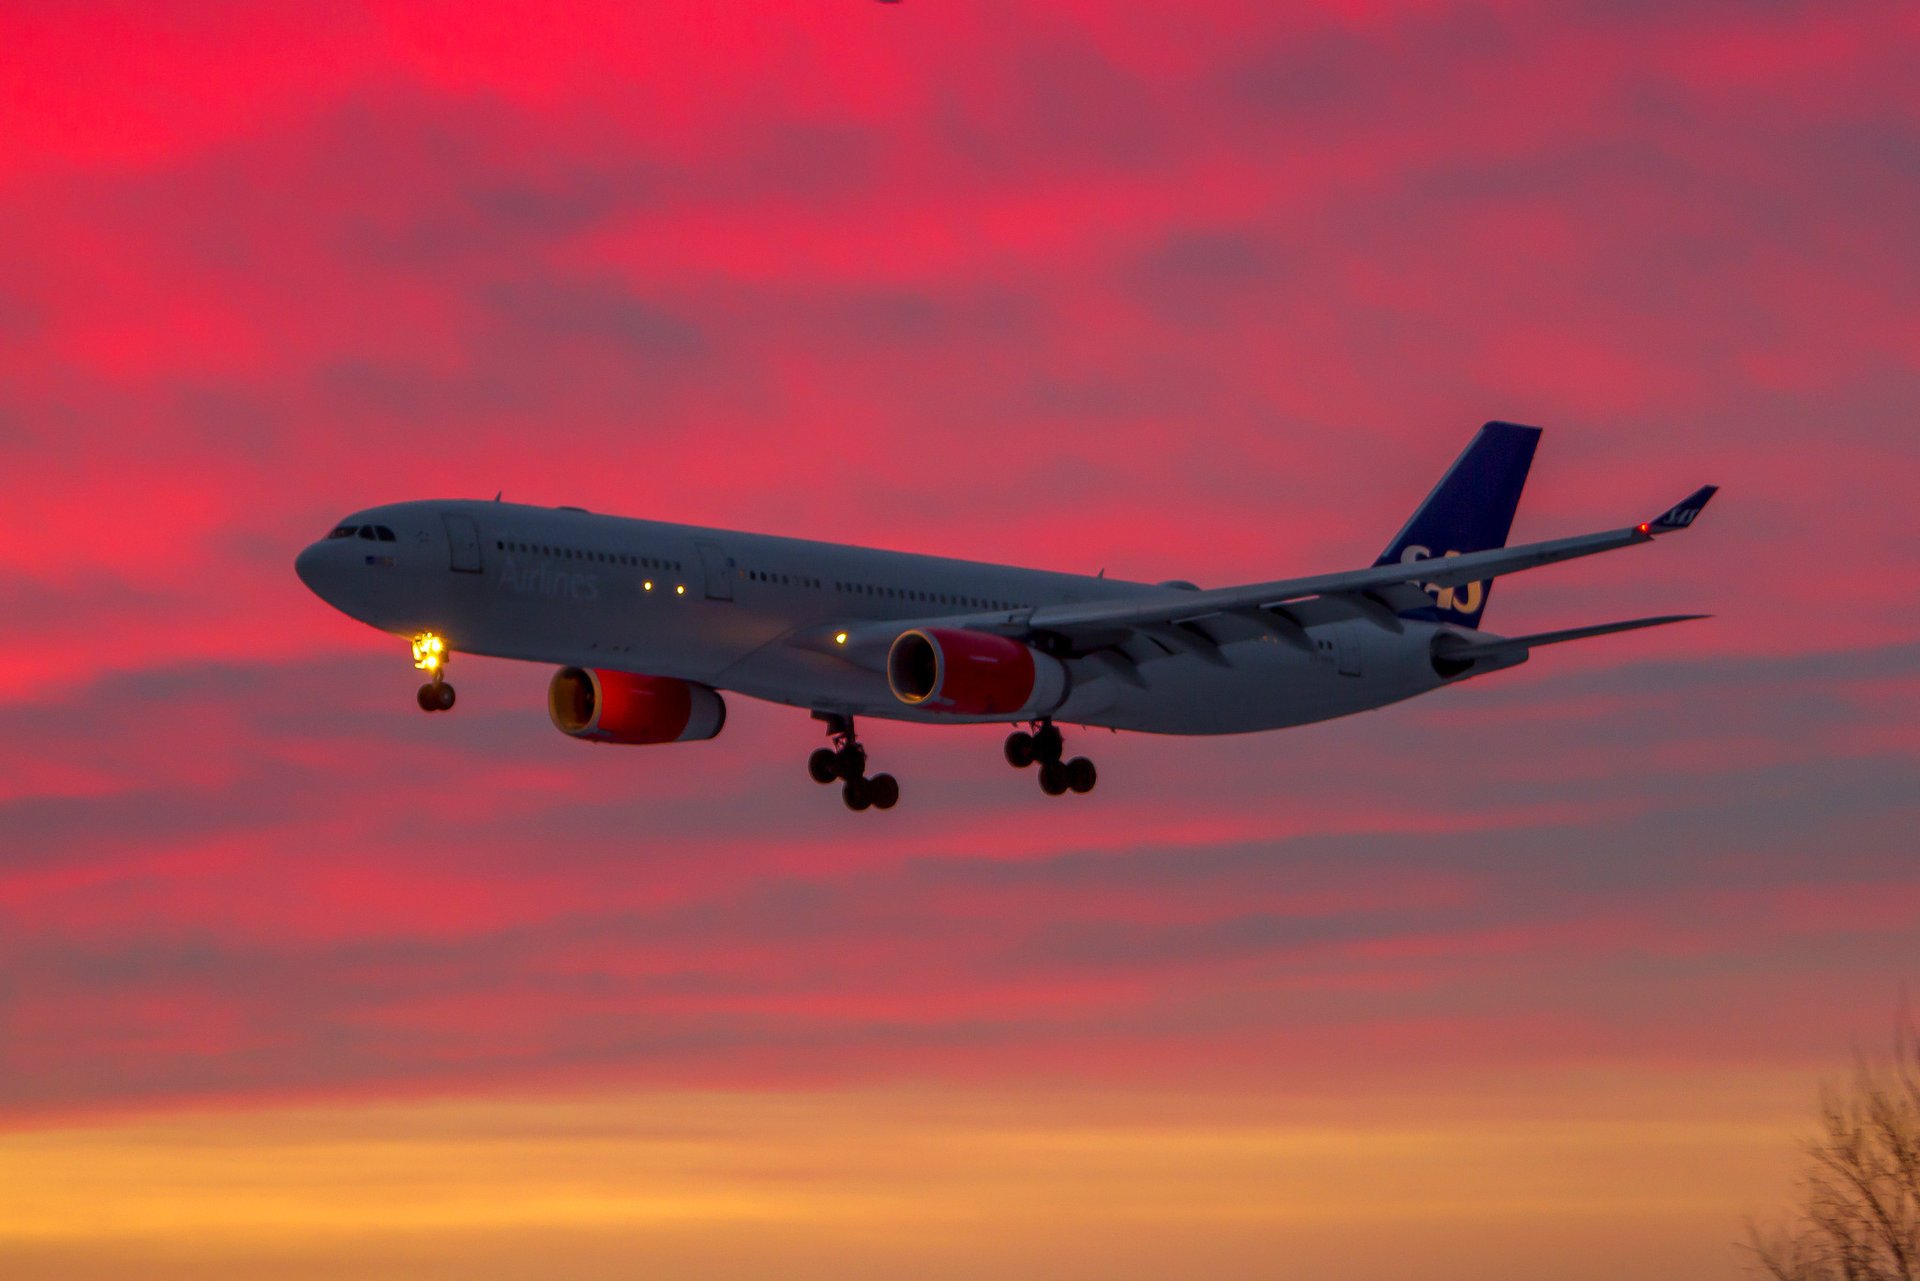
[[358, 526, 377, 540], [375, 526, 397, 542], [328, 525, 359, 539]]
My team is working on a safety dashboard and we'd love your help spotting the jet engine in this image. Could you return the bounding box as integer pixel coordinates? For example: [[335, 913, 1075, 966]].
[[886, 628, 1067, 717], [547, 667, 726, 744]]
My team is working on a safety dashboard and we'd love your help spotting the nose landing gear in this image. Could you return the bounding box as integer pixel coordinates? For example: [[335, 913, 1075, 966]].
[[1005, 720, 1096, 796], [809, 713, 898, 811], [412, 632, 456, 712]]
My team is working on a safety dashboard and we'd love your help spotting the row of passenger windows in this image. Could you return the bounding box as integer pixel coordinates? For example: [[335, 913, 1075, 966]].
[[329, 524, 396, 542], [496, 540, 681, 573], [739, 565, 1021, 611], [835, 580, 1022, 611], [744, 569, 823, 589]]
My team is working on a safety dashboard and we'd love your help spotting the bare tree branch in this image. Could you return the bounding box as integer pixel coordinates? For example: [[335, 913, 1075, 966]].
[[1746, 1021, 1920, 1281]]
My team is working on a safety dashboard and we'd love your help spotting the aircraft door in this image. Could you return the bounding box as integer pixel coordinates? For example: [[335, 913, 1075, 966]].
[[1333, 624, 1363, 677], [695, 542, 732, 601], [444, 514, 483, 573]]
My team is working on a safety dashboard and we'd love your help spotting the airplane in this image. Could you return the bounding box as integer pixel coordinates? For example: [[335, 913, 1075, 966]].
[[294, 422, 1716, 811]]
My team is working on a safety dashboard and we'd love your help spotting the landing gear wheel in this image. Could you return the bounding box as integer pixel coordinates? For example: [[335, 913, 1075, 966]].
[[435, 682, 456, 711], [1032, 722, 1063, 764], [1004, 731, 1035, 768], [813, 712, 899, 811], [808, 748, 840, 785], [1038, 761, 1070, 796], [834, 745, 866, 781], [417, 683, 439, 712], [1065, 756, 1096, 794]]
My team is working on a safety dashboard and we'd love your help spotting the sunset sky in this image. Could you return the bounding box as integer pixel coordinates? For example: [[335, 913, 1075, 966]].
[[2, 2, 1917, 1278]]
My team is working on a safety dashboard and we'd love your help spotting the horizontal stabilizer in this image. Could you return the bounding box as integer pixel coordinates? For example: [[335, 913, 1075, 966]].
[[1439, 614, 1708, 661]]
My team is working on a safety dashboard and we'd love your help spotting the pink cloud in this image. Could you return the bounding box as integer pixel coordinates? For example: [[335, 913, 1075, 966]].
[[0, 0, 1913, 1133]]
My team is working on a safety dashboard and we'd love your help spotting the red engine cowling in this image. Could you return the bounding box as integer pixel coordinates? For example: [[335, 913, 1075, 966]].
[[548, 668, 726, 744], [886, 628, 1067, 717]]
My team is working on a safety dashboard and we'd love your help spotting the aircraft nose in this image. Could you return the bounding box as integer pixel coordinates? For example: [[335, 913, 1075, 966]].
[[295, 541, 320, 587], [294, 540, 335, 600]]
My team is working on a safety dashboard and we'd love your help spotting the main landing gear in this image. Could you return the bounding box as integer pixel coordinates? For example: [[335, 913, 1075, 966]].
[[412, 632, 456, 712], [1004, 719, 1096, 797], [808, 713, 898, 812]]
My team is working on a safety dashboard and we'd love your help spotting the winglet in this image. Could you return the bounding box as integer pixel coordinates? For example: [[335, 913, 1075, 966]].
[[1641, 485, 1717, 536]]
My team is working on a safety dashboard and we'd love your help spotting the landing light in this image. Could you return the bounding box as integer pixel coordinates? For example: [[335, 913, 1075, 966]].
[[411, 632, 448, 671], [834, 631, 848, 645], [643, 580, 654, 591], [675, 584, 686, 595]]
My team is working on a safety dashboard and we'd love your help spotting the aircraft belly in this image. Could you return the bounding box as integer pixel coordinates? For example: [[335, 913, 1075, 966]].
[[720, 642, 898, 714], [1082, 645, 1339, 734], [1080, 634, 1441, 735]]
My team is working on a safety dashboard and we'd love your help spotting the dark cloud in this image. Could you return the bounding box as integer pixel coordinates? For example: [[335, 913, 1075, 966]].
[[1126, 228, 1280, 327], [483, 277, 706, 358]]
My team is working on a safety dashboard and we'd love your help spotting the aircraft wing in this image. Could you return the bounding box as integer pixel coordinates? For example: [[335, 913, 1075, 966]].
[[1005, 485, 1717, 651], [794, 485, 1716, 664]]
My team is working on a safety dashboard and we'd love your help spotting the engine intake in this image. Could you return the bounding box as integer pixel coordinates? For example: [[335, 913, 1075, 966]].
[[887, 628, 1067, 717], [548, 668, 726, 744]]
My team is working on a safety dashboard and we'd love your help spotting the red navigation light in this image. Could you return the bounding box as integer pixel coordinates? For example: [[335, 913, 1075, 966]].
[[1637, 522, 1651, 534]]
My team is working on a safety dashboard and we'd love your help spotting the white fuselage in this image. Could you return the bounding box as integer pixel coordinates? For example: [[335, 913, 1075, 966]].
[[295, 499, 1508, 735]]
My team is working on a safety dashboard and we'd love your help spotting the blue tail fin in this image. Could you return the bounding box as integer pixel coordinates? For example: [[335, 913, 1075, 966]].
[[1374, 421, 1541, 630]]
